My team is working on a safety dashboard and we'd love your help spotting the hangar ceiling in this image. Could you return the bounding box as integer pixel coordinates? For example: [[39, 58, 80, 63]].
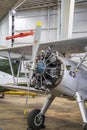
[[0, 0, 87, 22], [17, 0, 58, 10], [0, 0, 18, 21], [0, 0, 58, 21]]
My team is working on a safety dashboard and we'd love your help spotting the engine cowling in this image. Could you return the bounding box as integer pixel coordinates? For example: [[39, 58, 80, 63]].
[[31, 46, 64, 92]]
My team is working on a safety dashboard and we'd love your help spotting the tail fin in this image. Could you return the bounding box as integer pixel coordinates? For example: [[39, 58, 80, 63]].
[[32, 22, 42, 61]]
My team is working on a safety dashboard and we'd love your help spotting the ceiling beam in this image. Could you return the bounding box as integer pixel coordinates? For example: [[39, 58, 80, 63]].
[[17, 4, 57, 11], [11, 0, 27, 10]]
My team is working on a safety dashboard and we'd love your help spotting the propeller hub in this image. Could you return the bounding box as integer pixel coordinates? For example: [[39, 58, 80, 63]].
[[36, 61, 46, 75]]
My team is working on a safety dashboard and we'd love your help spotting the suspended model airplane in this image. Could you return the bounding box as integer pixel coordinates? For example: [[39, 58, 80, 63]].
[[0, 22, 87, 130]]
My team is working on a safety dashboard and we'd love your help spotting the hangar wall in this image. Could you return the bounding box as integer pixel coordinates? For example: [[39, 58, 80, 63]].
[[0, 3, 87, 46], [14, 3, 87, 45], [73, 3, 87, 38], [14, 6, 58, 44], [0, 15, 9, 47]]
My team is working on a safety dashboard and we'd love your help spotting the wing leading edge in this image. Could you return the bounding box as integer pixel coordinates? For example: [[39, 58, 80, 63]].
[[0, 37, 87, 59], [39, 37, 87, 55]]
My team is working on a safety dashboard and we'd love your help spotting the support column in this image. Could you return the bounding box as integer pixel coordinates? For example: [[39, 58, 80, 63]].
[[8, 0, 27, 47], [48, 7, 50, 41], [61, 0, 75, 39], [8, 11, 12, 47], [8, 11, 16, 47], [57, 2, 61, 40], [11, 13, 15, 47]]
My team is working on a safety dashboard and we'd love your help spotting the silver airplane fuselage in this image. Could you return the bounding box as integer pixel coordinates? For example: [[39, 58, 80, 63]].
[[54, 57, 87, 99], [27, 54, 87, 130]]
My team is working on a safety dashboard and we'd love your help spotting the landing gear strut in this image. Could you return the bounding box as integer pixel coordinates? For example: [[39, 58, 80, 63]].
[[75, 92, 87, 130], [27, 94, 55, 130]]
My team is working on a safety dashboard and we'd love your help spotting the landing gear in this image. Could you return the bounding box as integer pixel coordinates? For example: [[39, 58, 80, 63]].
[[27, 94, 55, 130], [0, 94, 5, 98], [83, 123, 87, 130], [75, 92, 87, 130], [27, 109, 45, 130]]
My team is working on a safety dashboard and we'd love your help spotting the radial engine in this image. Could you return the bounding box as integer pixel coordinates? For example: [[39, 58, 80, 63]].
[[31, 46, 64, 92]]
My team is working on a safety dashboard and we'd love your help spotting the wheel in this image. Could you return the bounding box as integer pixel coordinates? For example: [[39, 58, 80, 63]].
[[0, 94, 5, 98], [83, 123, 87, 130], [27, 127, 32, 130], [27, 109, 45, 130]]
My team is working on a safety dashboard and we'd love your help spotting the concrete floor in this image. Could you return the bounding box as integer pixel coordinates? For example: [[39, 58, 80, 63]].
[[0, 95, 84, 130]]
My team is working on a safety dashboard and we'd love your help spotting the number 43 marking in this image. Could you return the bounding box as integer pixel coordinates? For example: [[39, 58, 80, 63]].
[[69, 71, 76, 78]]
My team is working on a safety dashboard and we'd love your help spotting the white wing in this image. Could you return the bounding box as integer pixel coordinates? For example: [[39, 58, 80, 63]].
[[39, 37, 87, 55], [0, 37, 87, 59]]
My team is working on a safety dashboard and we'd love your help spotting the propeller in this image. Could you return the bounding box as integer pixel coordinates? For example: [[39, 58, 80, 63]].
[[24, 22, 42, 115]]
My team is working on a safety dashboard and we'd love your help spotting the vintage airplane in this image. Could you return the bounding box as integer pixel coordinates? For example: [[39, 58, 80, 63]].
[[0, 22, 87, 130]]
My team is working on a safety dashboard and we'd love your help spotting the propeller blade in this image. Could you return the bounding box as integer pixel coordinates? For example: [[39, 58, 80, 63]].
[[24, 22, 42, 114]]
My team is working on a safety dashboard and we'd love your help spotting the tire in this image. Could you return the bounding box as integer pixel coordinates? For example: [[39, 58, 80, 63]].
[[83, 124, 87, 130], [0, 94, 4, 98], [27, 109, 45, 130], [27, 127, 32, 130]]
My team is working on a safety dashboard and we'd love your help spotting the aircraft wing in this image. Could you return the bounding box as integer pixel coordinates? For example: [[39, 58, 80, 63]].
[[0, 44, 32, 60], [0, 37, 87, 59], [0, 84, 44, 94], [39, 37, 87, 55]]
